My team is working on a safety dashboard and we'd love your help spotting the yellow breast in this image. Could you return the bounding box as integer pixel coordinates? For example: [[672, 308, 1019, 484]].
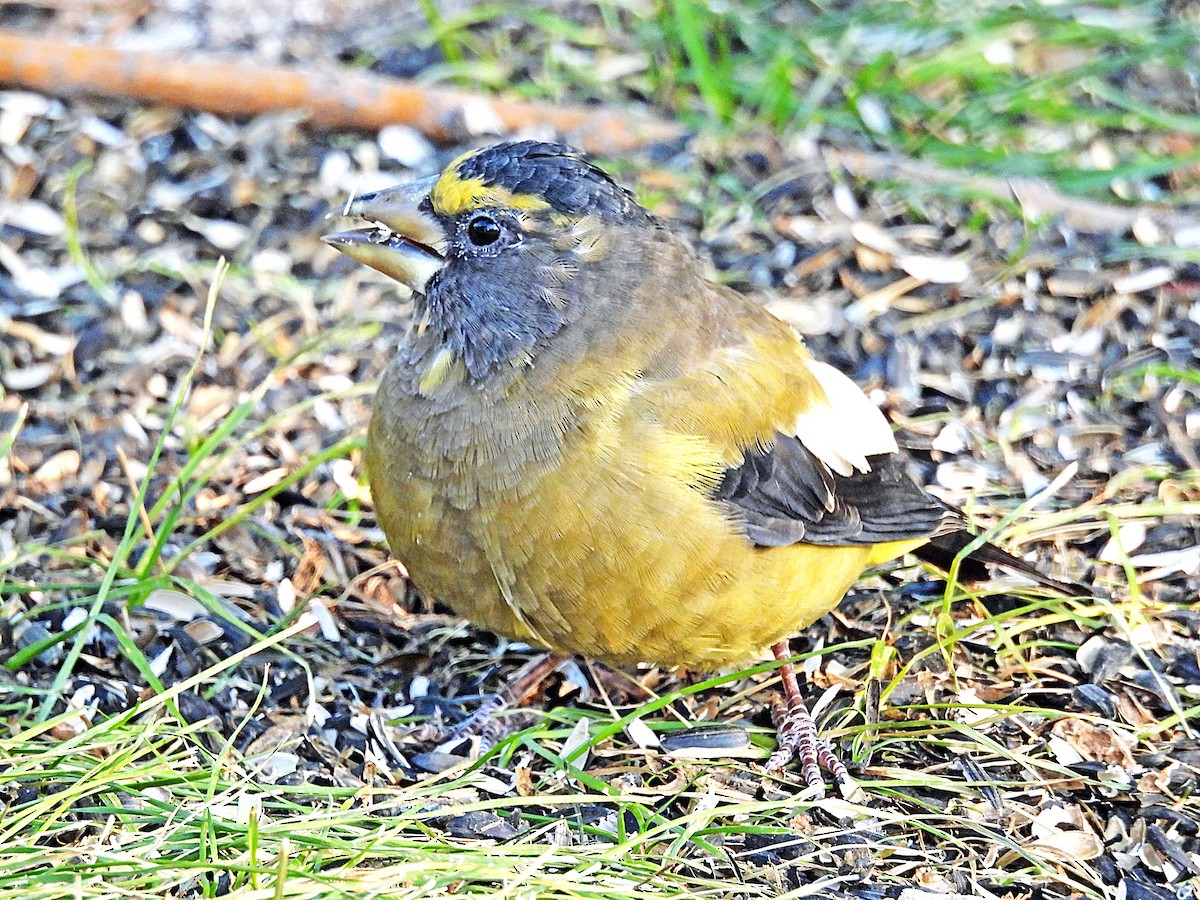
[[367, 379, 885, 672]]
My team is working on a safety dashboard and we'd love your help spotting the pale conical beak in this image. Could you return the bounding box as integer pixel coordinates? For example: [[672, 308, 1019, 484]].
[[323, 175, 445, 294], [322, 228, 444, 294]]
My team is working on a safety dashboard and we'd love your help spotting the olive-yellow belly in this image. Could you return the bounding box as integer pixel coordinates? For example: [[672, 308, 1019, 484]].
[[367, 407, 915, 672]]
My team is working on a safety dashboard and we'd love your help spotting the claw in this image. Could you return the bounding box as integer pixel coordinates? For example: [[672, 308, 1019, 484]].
[[766, 694, 850, 791], [764, 641, 854, 798], [405, 653, 566, 752]]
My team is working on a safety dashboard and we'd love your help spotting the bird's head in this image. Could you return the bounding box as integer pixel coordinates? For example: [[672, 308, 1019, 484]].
[[324, 141, 664, 382]]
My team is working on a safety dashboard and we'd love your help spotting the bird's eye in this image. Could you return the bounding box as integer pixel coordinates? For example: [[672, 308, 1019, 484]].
[[467, 215, 502, 246]]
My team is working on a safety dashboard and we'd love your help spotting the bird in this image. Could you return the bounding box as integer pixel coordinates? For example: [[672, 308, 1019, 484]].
[[323, 140, 1085, 794]]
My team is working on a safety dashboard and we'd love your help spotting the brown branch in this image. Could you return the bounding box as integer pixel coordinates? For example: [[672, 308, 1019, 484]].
[[0, 29, 685, 154]]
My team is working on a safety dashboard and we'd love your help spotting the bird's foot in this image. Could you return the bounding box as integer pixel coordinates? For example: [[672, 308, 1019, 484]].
[[406, 653, 566, 754], [405, 692, 512, 751], [764, 641, 854, 798], [766, 694, 850, 791]]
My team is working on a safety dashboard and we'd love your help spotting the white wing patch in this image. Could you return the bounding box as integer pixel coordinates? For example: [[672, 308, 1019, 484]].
[[793, 360, 898, 476]]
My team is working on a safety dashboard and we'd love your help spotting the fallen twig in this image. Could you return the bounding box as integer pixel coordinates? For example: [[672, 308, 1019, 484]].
[[0, 29, 685, 154]]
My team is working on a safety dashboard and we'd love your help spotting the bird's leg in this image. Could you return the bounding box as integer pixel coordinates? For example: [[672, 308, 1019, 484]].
[[410, 653, 566, 750], [765, 641, 850, 793]]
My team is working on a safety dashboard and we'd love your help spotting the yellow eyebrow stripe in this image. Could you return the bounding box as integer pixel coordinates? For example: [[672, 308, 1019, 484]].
[[431, 166, 551, 216]]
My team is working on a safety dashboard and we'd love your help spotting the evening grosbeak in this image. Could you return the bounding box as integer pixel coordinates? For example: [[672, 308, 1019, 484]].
[[324, 141, 1083, 793]]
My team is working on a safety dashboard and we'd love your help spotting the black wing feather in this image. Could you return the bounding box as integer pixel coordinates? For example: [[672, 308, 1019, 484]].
[[912, 531, 1090, 596], [713, 432, 944, 548], [713, 431, 1090, 596]]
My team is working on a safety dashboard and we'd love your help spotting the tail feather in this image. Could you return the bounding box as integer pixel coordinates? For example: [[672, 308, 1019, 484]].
[[913, 529, 1090, 597]]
